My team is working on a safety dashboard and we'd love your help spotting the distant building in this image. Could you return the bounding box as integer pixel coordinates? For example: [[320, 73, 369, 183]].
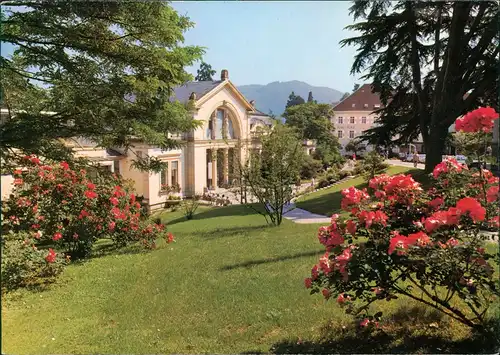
[[331, 84, 424, 154]]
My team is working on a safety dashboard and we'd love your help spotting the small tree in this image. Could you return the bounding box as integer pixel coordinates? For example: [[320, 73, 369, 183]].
[[286, 92, 306, 109], [307, 91, 314, 103], [356, 151, 388, 182], [239, 124, 305, 226], [182, 195, 201, 220], [345, 139, 366, 156], [195, 61, 216, 81]]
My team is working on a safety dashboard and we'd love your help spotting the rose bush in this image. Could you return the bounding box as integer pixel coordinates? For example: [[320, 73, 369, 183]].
[[2, 156, 174, 257], [1, 156, 175, 292], [305, 107, 500, 334], [1, 232, 68, 293]]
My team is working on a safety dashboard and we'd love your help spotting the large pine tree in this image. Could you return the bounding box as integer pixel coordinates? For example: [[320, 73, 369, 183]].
[[341, 1, 498, 172], [1, 1, 204, 170]]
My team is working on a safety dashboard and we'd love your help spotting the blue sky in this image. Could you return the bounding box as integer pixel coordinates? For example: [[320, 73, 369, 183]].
[[173, 1, 361, 91], [1, 2, 362, 92]]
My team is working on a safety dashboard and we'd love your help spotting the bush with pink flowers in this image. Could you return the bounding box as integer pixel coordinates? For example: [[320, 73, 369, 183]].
[[305, 107, 500, 335], [2, 156, 174, 257], [1, 157, 175, 291]]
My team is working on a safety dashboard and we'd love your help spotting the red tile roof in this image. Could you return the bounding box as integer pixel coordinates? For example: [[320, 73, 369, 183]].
[[333, 84, 383, 112]]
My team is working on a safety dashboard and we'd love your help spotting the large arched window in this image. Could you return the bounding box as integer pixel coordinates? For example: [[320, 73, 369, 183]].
[[216, 109, 224, 139], [228, 117, 235, 139], [206, 108, 238, 140]]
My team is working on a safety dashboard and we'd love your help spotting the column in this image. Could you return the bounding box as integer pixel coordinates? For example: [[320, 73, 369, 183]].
[[223, 148, 229, 185], [211, 149, 217, 189]]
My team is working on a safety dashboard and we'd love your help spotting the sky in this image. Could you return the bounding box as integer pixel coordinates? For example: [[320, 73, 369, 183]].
[[172, 1, 362, 92], [0, 1, 363, 93]]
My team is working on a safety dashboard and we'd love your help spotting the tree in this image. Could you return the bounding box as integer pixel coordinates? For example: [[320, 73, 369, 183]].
[[355, 151, 389, 181], [1, 2, 204, 171], [283, 102, 334, 141], [286, 91, 306, 109], [284, 102, 342, 167], [345, 139, 366, 156], [307, 91, 314, 103], [340, 1, 498, 172], [353, 83, 360, 92], [195, 61, 216, 81], [238, 124, 304, 226]]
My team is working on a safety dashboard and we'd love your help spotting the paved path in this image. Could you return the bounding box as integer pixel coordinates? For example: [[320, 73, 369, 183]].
[[283, 203, 331, 224], [386, 159, 425, 170]]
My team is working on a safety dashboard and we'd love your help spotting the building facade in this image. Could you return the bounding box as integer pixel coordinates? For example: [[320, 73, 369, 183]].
[[1, 70, 274, 209], [331, 84, 425, 154], [331, 84, 383, 154]]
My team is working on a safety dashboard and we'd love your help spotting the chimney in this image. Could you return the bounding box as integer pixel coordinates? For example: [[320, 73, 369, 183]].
[[221, 69, 229, 81], [189, 92, 196, 101], [249, 100, 255, 107]]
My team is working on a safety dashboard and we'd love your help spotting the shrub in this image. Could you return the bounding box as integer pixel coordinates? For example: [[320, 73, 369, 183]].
[[300, 156, 323, 180], [305, 107, 500, 335], [1, 233, 67, 293], [354, 151, 388, 181], [2, 157, 173, 258], [339, 171, 350, 180], [182, 195, 201, 220]]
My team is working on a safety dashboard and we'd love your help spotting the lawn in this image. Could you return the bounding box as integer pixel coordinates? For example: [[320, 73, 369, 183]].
[[296, 166, 425, 217], [2, 204, 498, 354]]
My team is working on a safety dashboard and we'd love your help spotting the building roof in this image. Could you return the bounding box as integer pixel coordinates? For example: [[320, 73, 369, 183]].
[[171, 80, 222, 103], [333, 84, 383, 112]]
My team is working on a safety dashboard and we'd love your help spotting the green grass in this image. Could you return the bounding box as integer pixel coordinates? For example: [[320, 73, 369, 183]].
[[296, 166, 425, 217], [2, 204, 499, 354]]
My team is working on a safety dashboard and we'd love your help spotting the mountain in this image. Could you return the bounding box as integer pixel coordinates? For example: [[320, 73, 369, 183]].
[[237, 80, 344, 116]]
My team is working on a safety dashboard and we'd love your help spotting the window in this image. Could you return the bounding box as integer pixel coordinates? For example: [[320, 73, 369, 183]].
[[349, 130, 355, 139], [206, 120, 213, 139], [171, 161, 178, 186], [351, 103, 356, 108], [216, 109, 224, 139], [361, 117, 367, 124], [159, 162, 168, 187], [374, 104, 381, 108], [228, 116, 235, 139], [337, 130, 343, 139], [338, 117, 343, 124], [363, 104, 369, 108], [350, 117, 355, 124]]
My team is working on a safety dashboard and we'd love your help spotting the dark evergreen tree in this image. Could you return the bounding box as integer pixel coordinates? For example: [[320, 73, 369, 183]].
[[341, 1, 498, 172], [285, 91, 306, 109], [307, 91, 314, 103], [195, 62, 216, 81]]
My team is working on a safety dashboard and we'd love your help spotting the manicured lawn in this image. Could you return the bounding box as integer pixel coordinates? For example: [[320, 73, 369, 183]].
[[2, 204, 498, 353], [296, 166, 424, 217]]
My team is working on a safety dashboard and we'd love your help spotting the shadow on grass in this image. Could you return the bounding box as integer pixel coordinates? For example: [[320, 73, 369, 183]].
[[197, 225, 270, 240], [220, 249, 324, 271], [166, 204, 265, 226], [269, 304, 500, 354]]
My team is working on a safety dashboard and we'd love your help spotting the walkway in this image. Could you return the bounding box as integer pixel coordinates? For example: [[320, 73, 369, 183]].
[[283, 203, 330, 224]]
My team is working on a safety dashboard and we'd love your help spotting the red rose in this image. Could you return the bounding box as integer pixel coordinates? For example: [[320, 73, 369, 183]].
[[60, 161, 70, 170], [45, 248, 57, 263], [456, 197, 486, 222], [304, 278, 312, 289], [84, 190, 98, 199], [52, 232, 63, 241]]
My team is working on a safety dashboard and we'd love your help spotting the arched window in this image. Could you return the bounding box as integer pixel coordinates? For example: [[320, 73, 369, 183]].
[[216, 109, 224, 139], [228, 117, 235, 139]]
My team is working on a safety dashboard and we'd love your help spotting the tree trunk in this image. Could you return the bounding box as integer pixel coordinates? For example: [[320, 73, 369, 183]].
[[424, 128, 448, 173]]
